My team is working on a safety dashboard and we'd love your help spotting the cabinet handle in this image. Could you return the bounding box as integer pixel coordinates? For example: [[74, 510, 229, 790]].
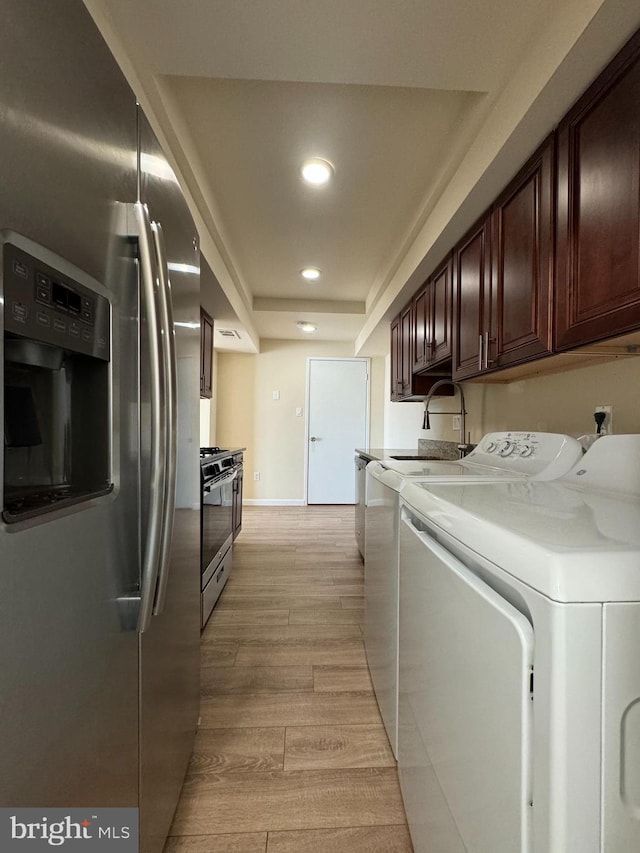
[[478, 334, 483, 372], [484, 332, 495, 369]]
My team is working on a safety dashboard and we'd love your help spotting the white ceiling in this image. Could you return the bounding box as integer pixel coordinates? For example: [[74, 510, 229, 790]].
[[84, 0, 640, 353]]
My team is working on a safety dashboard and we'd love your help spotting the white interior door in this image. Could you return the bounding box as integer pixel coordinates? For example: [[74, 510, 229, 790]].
[[306, 358, 369, 504]]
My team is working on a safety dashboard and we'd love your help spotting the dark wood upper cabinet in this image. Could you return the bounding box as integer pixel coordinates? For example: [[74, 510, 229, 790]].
[[430, 255, 453, 366], [400, 303, 413, 395], [412, 254, 453, 374], [490, 136, 554, 367], [200, 307, 213, 398], [390, 302, 451, 401], [452, 216, 491, 379], [412, 283, 431, 373], [392, 29, 640, 384], [453, 138, 554, 379], [555, 30, 640, 350], [391, 305, 422, 400]]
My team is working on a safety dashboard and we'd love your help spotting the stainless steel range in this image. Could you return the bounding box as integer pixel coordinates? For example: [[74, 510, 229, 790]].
[[200, 447, 241, 627]]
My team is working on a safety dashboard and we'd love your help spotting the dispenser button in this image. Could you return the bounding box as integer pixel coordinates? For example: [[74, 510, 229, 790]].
[[36, 312, 50, 327], [12, 259, 28, 279], [12, 302, 28, 322]]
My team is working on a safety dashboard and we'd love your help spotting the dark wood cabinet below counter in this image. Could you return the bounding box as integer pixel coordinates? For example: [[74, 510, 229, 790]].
[[232, 451, 243, 539]]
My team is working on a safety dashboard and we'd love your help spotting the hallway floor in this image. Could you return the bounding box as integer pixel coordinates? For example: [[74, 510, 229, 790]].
[[165, 505, 413, 852]]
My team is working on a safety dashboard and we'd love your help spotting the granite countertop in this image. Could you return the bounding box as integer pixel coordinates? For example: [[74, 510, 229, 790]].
[[355, 448, 415, 462], [355, 439, 461, 463]]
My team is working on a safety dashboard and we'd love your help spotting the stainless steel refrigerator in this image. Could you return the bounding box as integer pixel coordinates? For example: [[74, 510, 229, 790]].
[[0, 2, 200, 851]]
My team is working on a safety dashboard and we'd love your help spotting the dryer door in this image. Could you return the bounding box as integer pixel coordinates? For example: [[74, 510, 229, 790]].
[[399, 508, 534, 853]]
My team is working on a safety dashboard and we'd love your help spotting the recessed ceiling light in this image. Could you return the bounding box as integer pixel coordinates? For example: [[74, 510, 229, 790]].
[[301, 158, 334, 185], [297, 321, 317, 333], [301, 267, 321, 281]]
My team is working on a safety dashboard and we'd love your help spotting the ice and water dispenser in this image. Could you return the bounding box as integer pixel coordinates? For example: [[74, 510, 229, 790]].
[[2, 238, 112, 522]]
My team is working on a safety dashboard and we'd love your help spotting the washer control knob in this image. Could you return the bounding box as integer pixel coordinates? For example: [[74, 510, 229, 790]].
[[485, 441, 497, 452], [499, 441, 515, 457], [520, 444, 534, 457]]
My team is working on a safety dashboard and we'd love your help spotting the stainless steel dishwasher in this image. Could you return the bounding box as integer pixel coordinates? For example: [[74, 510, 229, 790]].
[[355, 454, 368, 557]]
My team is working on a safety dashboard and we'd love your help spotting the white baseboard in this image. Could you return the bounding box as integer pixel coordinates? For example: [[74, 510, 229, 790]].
[[243, 499, 306, 506]]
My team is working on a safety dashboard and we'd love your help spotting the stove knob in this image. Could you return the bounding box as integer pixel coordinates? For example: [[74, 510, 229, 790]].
[[499, 440, 515, 457], [520, 444, 534, 457]]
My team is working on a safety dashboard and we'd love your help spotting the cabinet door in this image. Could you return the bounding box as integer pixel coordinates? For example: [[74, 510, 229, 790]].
[[399, 303, 413, 395], [556, 32, 640, 350], [491, 137, 553, 368], [390, 315, 402, 401], [412, 283, 431, 372], [431, 255, 453, 366], [452, 217, 491, 379], [232, 468, 243, 539], [390, 307, 447, 401], [200, 308, 213, 398]]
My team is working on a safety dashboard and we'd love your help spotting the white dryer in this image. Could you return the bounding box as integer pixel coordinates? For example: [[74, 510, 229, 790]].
[[364, 432, 583, 758], [398, 434, 640, 853]]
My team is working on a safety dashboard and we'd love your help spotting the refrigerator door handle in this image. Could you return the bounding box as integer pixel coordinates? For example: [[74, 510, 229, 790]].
[[151, 220, 177, 616], [135, 201, 167, 633]]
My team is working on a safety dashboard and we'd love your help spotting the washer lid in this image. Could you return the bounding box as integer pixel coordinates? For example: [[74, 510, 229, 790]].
[[374, 431, 582, 481], [400, 477, 640, 603], [374, 457, 528, 481]]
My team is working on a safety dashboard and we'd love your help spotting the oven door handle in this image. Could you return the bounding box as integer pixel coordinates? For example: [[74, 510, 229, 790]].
[[134, 201, 166, 633], [151, 221, 177, 617], [204, 469, 238, 492]]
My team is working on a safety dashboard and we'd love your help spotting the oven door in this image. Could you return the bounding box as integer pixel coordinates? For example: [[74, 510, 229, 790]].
[[201, 469, 236, 580]]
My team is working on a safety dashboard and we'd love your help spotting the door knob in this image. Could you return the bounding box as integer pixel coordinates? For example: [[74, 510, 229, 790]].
[[310, 436, 318, 442]]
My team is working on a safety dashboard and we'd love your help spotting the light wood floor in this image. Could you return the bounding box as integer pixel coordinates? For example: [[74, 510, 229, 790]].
[[165, 505, 413, 853]]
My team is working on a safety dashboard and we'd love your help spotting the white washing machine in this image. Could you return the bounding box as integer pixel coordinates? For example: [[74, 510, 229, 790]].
[[398, 434, 640, 853], [364, 432, 583, 759]]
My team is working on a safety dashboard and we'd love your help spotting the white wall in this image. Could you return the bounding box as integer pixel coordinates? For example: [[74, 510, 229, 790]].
[[478, 357, 640, 438], [383, 354, 425, 447], [383, 355, 640, 448], [216, 340, 385, 502], [216, 339, 640, 493]]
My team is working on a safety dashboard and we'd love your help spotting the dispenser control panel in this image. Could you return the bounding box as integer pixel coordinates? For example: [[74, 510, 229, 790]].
[[2, 241, 110, 361]]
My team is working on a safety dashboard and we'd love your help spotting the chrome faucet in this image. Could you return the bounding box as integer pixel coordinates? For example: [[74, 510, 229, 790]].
[[423, 379, 472, 457]]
